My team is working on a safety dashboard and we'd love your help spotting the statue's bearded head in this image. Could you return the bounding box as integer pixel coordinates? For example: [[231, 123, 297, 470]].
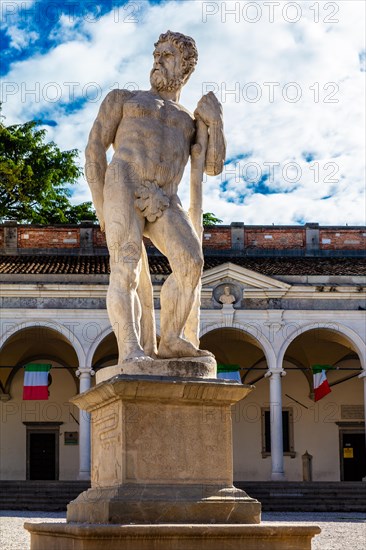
[[150, 30, 198, 93]]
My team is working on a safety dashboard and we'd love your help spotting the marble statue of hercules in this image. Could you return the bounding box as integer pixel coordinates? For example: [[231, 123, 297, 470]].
[[85, 31, 226, 363]]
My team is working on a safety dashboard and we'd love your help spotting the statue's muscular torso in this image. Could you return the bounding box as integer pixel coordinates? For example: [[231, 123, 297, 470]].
[[86, 88, 225, 229], [109, 90, 195, 194]]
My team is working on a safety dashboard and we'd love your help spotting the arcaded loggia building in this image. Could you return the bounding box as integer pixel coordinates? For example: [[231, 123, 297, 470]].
[[0, 221, 365, 486]]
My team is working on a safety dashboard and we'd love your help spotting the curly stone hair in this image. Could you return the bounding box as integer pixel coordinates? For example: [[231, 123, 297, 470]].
[[154, 30, 198, 83]]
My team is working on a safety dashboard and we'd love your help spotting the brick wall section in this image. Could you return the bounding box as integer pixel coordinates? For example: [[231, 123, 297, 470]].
[[320, 229, 366, 250], [1, 224, 365, 251], [141, 228, 232, 249], [94, 227, 231, 249], [245, 228, 305, 249], [203, 227, 231, 249], [93, 232, 153, 249], [17, 227, 80, 248], [94, 230, 155, 248]]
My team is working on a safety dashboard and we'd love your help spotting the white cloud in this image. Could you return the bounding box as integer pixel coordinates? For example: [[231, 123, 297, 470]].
[[6, 26, 39, 50], [2, 0, 365, 225]]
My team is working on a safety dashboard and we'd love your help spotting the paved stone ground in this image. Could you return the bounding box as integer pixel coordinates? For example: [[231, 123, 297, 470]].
[[0, 511, 365, 549]]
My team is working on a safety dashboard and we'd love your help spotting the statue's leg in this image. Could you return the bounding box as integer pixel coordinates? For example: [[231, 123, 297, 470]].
[[146, 200, 211, 359], [137, 243, 158, 357], [103, 168, 151, 363]]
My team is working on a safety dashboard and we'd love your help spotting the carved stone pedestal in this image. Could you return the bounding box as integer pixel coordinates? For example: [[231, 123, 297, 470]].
[[25, 363, 320, 549], [68, 372, 261, 524]]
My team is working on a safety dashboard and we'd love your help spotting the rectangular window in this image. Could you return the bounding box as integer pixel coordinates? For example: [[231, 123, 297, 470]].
[[261, 408, 295, 458]]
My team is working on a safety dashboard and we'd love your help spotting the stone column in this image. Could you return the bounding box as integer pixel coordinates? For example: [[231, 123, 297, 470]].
[[75, 367, 95, 480], [265, 367, 286, 481]]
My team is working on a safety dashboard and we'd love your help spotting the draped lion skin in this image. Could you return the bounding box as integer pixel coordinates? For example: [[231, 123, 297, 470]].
[[85, 31, 226, 363]]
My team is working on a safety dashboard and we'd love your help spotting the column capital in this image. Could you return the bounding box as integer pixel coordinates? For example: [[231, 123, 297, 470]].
[[265, 368, 286, 378], [76, 367, 95, 378]]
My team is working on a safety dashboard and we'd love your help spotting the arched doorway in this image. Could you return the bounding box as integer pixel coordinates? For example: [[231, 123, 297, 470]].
[[200, 327, 268, 381], [0, 326, 80, 480], [281, 327, 365, 481]]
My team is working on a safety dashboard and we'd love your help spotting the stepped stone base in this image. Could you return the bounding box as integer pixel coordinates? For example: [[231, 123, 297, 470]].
[[24, 362, 321, 548], [67, 484, 260, 524], [25, 522, 321, 550]]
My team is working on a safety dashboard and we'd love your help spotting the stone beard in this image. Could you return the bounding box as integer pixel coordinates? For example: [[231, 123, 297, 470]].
[[150, 67, 183, 92]]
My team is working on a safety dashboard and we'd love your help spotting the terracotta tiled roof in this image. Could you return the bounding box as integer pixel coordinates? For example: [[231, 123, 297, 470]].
[[203, 256, 366, 276], [0, 255, 110, 275], [0, 255, 365, 276]]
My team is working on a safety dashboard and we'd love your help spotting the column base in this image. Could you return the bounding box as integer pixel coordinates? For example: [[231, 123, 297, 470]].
[[25, 522, 321, 550], [77, 471, 91, 481], [271, 472, 287, 481]]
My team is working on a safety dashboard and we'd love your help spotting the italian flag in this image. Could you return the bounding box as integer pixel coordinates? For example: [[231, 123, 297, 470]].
[[23, 364, 51, 400], [217, 364, 242, 383], [312, 365, 332, 402]]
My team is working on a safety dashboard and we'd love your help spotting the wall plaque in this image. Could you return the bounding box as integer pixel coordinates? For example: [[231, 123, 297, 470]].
[[343, 448, 354, 458], [64, 431, 78, 445], [341, 405, 364, 420]]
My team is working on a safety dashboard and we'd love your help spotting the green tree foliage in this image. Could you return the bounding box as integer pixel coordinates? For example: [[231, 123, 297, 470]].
[[0, 110, 96, 223], [202, 212, 223, 226]]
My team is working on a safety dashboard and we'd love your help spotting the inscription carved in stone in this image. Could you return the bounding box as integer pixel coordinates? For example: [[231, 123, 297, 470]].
[[91, 402, 122, 486]]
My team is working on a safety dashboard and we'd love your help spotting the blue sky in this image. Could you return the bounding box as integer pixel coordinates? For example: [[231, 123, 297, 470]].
[[1, 0, 365, 225]]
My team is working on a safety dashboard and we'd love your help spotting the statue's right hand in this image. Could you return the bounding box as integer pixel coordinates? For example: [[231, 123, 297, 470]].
[[194, 91, 223, 127]]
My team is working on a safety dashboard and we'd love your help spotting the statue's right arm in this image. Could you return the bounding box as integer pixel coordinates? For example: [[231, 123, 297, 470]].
[[85, 89, 133, 231]]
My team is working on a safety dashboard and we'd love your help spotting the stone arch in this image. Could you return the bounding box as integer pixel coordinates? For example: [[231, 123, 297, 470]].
[[0, 325, 82, 398], [200, 322, 276, 368], [200, 325, 276, 385], [278, 321, 366, 371], [0, 319, 85, 368], [91, 330, 118, 369], [86, 326, 115, 368]]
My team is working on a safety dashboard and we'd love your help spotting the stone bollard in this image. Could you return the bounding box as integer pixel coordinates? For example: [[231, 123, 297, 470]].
[[302, 450, 313, 481]]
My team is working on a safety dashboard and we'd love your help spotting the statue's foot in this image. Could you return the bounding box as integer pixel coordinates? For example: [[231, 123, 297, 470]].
[[158, 337, 213, 359], [122, 349, 154, 363]]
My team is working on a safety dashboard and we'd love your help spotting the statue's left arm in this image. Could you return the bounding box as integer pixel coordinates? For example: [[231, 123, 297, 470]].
[[194, 91, 226, 176]]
